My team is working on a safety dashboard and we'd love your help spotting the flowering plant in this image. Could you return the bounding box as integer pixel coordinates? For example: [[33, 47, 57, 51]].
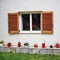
[[0, 40, 4, 44], [18, 42, 21, 47], [55, 43, 59, 48], [7, 42, 12, 47], [42, 43, 46, 48], [24, 42, 29, 46]]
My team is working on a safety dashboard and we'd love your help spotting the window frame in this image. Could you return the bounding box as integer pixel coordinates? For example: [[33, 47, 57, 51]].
[[19, 11, 42, 33]]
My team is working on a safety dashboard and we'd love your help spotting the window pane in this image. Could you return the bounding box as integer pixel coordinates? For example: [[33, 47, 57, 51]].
[[22, 14, 30, 31], [32, 14, 40, 30]]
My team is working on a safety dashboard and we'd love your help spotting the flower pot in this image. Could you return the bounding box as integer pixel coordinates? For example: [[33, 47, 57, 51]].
[[50, 45, 53, 48], [0, 40, 4, 44], [7, 42, 12, 47], [55, 43, 59, 48], [0, 44, 3, 46], [18, 42, 21, 47], [42, 43, 45, 48], [24, 42, 29, 46], [34, 44, 38, 48]]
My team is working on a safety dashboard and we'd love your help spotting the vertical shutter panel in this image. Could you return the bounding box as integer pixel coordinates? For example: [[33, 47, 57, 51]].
[[42, 12, 53, 34], [8, 13, 19, 34]]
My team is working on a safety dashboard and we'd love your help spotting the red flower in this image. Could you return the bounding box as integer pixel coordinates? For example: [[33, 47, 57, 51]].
[[18, 42, 21, 47], [7, 42, 12, 47], [55, 43, 59, 48], [32, 24, 37, 27], [42, 43, 46, 48]]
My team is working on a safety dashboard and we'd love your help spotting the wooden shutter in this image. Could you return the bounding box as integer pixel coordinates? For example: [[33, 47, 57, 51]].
[[8, 12, 19, 34], [42, 12, 53, 34]]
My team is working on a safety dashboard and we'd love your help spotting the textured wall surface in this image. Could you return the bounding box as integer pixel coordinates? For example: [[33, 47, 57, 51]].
[[0, 0, 60, 46]]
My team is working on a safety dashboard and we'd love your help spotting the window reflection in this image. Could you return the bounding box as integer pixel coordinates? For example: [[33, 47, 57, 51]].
[[32, 14, 41, 30], [22, 14, 30, 31]]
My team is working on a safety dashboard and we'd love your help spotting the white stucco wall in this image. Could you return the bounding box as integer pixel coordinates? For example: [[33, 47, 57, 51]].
[[0, 0, 60, 46]]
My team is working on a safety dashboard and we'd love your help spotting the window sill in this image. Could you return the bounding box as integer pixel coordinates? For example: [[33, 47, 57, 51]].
[[19, 31, 41, 34]]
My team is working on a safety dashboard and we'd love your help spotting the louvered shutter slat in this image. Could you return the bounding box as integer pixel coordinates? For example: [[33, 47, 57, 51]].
[[8, 13, 19, 34], [42, 12, 53, 34]]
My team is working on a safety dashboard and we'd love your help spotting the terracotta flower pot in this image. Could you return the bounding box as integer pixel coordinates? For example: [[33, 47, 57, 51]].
[[34, 44, 38, 48]]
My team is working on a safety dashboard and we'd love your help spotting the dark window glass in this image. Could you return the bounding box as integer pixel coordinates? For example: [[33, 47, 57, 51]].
[[32, 14, 41, 30], [22, 14, 30, 31]]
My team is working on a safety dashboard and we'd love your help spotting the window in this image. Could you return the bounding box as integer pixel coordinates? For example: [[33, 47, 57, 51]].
[[8, 11, 53, 34], [20, 12, 41, 33], [21, 14, 30, 31]]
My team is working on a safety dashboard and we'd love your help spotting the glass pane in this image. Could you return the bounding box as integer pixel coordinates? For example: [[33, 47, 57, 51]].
[[32, 14, 41, 30], [22, 14, 30, 31]]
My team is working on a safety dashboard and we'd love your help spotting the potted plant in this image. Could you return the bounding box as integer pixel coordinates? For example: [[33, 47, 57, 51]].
[[34, 43, 38, 48], [0, 40, 4, 46], [18, 42, 21, 47], [55, 43, 59, 48], [7, 42, 12, 47], [50, 45, 53, 48], [42, 43, 46, 48], [24, 42, 29, 47]]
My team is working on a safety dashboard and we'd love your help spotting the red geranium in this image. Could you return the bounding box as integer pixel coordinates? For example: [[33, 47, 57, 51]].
[[18, 42, 21, 47], [55, 43, 59, 48], [32, 24, 37, 27], [42, 43, 46, 48], [7, 42, 12, 47]]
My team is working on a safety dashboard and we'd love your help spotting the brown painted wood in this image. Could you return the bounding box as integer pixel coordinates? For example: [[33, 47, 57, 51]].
[[41, 11, 53, 34], [8, 12, 19, 34]]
